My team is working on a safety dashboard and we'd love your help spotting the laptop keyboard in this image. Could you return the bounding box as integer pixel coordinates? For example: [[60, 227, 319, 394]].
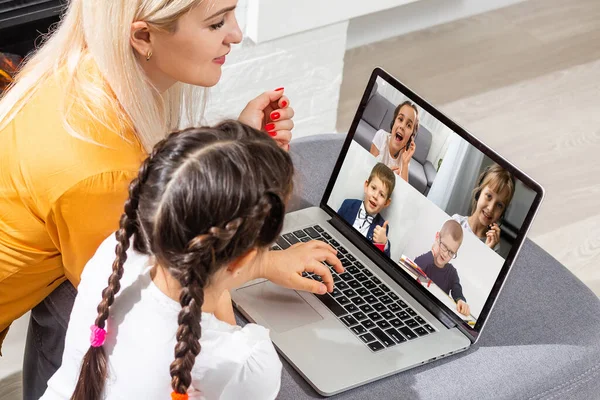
[[272, 224, 437, 352]]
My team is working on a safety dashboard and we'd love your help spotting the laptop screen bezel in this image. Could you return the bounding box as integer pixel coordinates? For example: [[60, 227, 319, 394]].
[[320, 67, 545, 343]]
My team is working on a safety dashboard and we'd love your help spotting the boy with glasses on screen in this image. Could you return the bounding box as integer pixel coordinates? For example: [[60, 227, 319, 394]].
[[413, 220, 471, 316]]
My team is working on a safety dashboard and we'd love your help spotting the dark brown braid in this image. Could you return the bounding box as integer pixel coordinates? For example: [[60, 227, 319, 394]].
[[71, 120, 294, 398]]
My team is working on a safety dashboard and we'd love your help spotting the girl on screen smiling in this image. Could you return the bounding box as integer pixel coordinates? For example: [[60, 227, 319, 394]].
[[452, 164, 515, 250], [369, 101, 420, 183]]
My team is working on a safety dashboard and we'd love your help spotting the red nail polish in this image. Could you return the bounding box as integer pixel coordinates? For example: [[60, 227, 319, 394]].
[[265, 123, 275, 131], [270, 112, 280, 121], [268, 131, 277, 137], [275, 87, 284, 91], [281, 100, 288, 108]]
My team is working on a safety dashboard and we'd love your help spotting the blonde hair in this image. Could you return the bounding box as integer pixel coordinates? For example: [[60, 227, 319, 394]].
[[0, 0, 209, 152], [470, 164, 516, 215]]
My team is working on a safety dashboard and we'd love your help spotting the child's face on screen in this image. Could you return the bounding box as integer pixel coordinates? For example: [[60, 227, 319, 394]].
[[474, 185, 509, 226], [389, 105, 417, 154], [433, 232, 460, 268], [363, 176, 391, 215]]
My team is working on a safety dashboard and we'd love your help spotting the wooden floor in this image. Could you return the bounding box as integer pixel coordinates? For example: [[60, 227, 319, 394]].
[[338, 0, 600, 297]]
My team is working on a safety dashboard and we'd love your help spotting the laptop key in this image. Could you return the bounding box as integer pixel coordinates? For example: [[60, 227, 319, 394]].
[[371, 288, 384, 297], [381, 285, 391, 293], [353, 311, 367, 321], [389, 293, 399, 301], [359, 333, 376, 343], [368, 341, 385, 352], [338, 246, 348, 255], [397, 311, 410, 320], [336, 281, 349, 290], [293, 230, 308, 238], [406, 308, 417, 317], [360, 304, 374, 313], [339, 272, 353, 281], [348, 280, 362, 290], [354, 261, 364, 269], [329, 239, 340, 247], [354, 273, 368, 282], [303, 227, 321, 239], [423, 324, 436, 333], [314, 225, 324, 233], [385, 328, 407, 344], [283, 233, 300, 245], [341, 315, 358, 327], [337, 296, 350, 305], [370, 327, 396, 347], [405, 319, 418, 328], [343, 289, 357, 298], [364, 269, 373, 277], [300, 237, 311, 243], [313, 293, 347, 317], [362, 319, 376, 329], [367, 312, 382, 321], [345, 304, 358, 313], [415, 316, 426, 325], [373, 303, 386, 312], [363, 280, 376, 290], [341, 259, 352, 268], [351, 325, 367, 335], [364, 295, 378, 304], [390, 318, 404, 328], [356, 287, 369, 297], [271, 244, 282, 251], [351, 296, 366, 306], [376, 320, 391, 329], [399, 327, 418, 340], [276, 237, 291, 250], [346, 266, 359, 274], [331, 288, 342, 297], [380, 311, 395, 320], [312, 274, 322, 282], [333, 274, 341, 283], [371, 277, 382, 285], [347, 254, 356, 262], [398, 300, 408, 308], [380, 295, 393, 305], [387, 303, 401, 313], [414, 327, 429, 336]]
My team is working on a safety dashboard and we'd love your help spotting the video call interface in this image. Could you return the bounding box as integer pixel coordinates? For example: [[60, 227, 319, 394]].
[[327, 77, 538, 325]]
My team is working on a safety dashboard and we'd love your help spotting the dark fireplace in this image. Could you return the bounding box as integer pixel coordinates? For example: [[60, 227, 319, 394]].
[[0, 0, 65, 92]]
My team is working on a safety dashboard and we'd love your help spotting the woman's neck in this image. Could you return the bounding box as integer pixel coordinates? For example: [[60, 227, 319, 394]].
[[467, 214, 487, 238], [388, 146, 402, 160]]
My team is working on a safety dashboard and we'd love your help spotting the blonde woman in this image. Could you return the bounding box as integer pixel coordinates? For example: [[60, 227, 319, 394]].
[[0, 0, 310, 397]]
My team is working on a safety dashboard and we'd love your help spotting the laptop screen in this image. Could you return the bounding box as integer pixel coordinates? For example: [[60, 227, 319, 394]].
[[324, 69, 543, 335]]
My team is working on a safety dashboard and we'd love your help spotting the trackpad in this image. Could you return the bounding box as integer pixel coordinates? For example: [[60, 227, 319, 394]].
[[237, 282, 323, 333]]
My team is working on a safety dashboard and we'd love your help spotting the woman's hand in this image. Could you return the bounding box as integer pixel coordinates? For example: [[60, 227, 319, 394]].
[[261, 241, 344, 294], [238, 88, 294, 151], [485, 223, 501, 249]]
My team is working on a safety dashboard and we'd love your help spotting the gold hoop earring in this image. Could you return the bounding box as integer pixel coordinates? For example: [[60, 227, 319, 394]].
[[146, 50, 153, 61]]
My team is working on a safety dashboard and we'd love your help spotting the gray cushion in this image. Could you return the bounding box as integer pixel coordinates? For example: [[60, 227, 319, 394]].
[[412, 125, 432, 165], [407, 161, 428, 194], [423, 160, 437, 187], [361, 93, 391, 131], [353, 119, 376, 152], [238, 133, 600, 400]]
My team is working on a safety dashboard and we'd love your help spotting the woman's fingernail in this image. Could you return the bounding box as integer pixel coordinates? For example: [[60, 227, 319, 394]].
[[268, 131, 277, 137], [265, 123, 275, 131], [319, 284, 327, 294], [275, 87, 284, 92], [270, 112, 280, 121], [281, 100, 288, 108]]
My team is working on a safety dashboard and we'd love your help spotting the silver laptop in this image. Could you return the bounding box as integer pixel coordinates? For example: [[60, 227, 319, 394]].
[[231, 68, 544, 396]]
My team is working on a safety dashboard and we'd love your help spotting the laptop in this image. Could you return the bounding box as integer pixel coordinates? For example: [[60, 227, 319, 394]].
[[231, 67, 544, 396]]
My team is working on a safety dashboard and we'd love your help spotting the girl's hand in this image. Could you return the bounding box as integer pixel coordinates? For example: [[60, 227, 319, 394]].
[[238, 88, 294, 151], [262, 241, 344, 294], [485, 223, 501, 249], [401, 139, 416, 165]]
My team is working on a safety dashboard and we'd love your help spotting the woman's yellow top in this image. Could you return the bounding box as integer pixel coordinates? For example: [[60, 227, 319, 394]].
[[0, 71, 146, 351]]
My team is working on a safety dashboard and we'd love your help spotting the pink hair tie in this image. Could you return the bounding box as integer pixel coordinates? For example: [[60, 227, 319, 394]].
[[90, 325, 107, 347]]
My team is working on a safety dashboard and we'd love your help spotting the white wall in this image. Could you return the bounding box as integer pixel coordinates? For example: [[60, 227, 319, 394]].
[[328, 141, 505, 319], [346, 0, 529, 49]]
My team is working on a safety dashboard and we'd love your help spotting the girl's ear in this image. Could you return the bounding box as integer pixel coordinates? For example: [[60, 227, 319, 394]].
[[227, 248, 259, 275], [130, 21, 152, 59]]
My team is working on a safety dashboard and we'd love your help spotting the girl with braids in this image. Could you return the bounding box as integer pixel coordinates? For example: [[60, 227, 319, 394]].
[[41, 120, 343, 399], [0, 0, 294, 396]]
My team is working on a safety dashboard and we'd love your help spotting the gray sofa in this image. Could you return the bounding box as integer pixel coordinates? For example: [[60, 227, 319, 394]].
[[354, 86, 437, 195], [238, 134, 600, 400]]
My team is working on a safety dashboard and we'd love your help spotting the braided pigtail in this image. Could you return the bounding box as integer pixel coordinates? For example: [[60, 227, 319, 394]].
[[70, 145, 164, 400], [169, 219, 243, 397]]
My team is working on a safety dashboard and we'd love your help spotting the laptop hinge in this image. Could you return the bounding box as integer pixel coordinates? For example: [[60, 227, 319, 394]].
[[328, 214, 458, 331]]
